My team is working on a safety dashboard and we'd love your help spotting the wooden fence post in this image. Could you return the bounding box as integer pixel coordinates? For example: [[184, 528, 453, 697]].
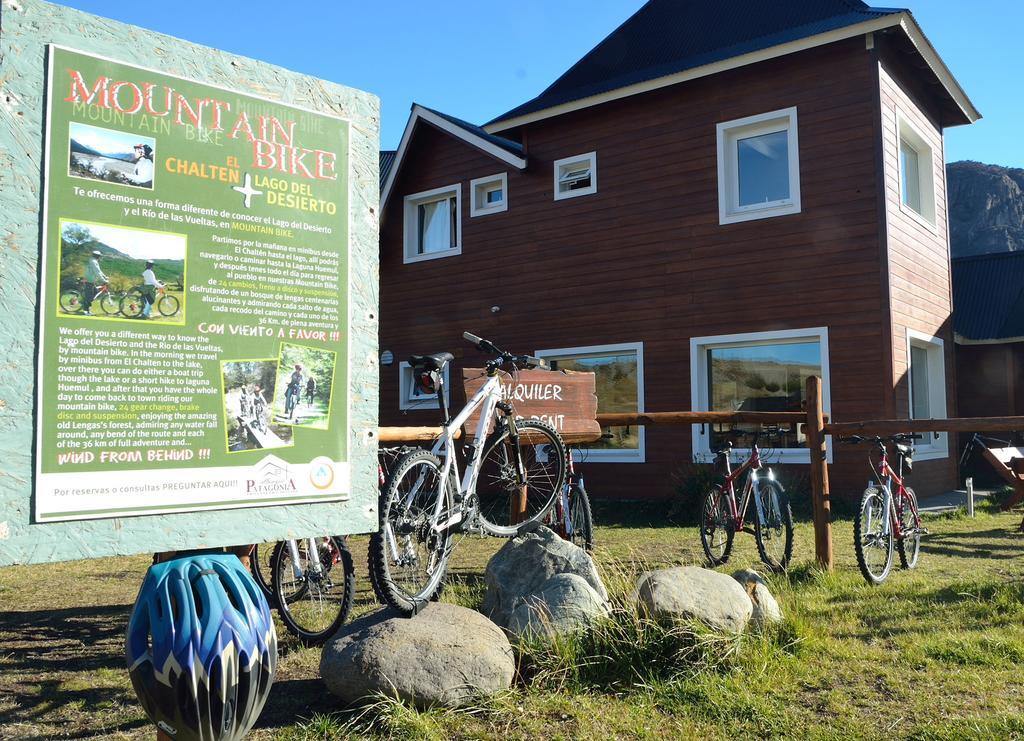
[[806, 376, 833, 570]]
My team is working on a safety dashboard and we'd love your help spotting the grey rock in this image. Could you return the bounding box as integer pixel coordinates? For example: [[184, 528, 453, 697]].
[[732, 569, 783, 629], [506, 573, 611, 641], [636, 566, 752, 633], [320, 603, 514, 708], [483, 525, 608, 629]]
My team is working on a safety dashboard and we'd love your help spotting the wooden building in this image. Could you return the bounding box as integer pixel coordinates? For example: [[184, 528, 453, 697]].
[[378, 0, 979, 500]]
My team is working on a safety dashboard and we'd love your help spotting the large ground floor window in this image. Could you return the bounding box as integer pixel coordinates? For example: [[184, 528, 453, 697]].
[[690, 328, 831, 463], [535, 342, 644, 463], [907, 329, 948, 460]]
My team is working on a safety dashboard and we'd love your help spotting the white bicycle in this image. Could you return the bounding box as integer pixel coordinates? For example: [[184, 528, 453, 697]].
[[368, 333, 567, 615]]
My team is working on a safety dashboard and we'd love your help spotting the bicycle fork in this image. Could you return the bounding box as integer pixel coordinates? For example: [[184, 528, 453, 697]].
[[288, 537, 324, 580]]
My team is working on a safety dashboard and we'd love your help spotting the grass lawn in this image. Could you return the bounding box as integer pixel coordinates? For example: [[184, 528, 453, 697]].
[[2, 506, 1023, 739]]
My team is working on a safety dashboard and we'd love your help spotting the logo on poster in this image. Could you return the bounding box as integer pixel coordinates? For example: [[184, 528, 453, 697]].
[[246, 457, 298, 495], [309, 457, 335, 490]]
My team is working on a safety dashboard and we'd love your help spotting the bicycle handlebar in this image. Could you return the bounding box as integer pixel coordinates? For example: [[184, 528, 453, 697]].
[[839, 433, 917, 444], [463, 331, 550, 370]]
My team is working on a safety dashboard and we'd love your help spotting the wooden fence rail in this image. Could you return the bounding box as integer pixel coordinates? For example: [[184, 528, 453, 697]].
[[379, 376, 1024, 572]]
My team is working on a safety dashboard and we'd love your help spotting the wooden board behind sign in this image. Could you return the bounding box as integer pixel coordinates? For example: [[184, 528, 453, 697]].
[[462, 369, 601, 443]]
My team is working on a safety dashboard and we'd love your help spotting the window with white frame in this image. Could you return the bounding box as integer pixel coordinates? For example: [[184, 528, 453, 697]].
[[535, 342, 644, 462], [691, 328, 830, 463], [403, 184, 461, 263], [553, 152, 597, 200], [907, 330, 948, 459], [897, 112, 936, 226], [717, 107, 801, 224], [399, 361, 450, 411], [470, 173, 508, 216]]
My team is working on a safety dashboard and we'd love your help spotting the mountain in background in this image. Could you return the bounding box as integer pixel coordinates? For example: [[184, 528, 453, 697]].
[[947, 161, 1024, 257], [69, 138, 135, 161]]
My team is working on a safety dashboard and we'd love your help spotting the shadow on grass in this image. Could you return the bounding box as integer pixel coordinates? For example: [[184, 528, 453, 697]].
[[254, 677, 346, 732]]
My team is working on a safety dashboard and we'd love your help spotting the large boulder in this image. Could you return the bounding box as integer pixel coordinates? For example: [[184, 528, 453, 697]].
[[482, 526, 608, 634], [732, 569, 783, 629], [320, 603, 514, 708], [635, 566, 752, 633], [506, 573, 610, 641]]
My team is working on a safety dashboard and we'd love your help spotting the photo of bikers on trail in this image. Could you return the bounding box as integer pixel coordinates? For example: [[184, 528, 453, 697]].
[[221, 359, 294, 453], [273, 343, 336, 430], [57, 221, 186, 325], [68, 122, 156, 189]]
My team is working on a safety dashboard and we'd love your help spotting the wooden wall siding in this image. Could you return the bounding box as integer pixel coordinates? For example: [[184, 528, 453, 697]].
[[956, 344, 1023, 419], [877, 48, 959, 494], [380, 37, 955, 500]]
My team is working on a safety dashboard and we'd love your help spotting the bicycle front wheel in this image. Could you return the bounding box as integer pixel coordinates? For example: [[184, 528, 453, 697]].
[[897, 487, 921, 569], [271, 536, 355, 646], [476, 419, 566, 536], [753, 479, 794, 572], [157, 294, 180, 317], [368, 449, 452, 615], [700, 485, 734, 566], [567, 481, 595, 552], [854, 487, 894, 585], [97, 293, 120, 315]]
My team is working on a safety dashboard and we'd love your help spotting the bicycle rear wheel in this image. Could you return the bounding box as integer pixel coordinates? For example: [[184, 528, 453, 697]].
[[368, 449, 452, 615], [271, 536, 354, 646], [700, 485, 734, 566], [897, 487, 921, 569], [753, 479, 793, 572], [854, 487, 894, 585], [249, 542, 277, 604], [59, 290, 83, 313], [476, 419, 566, 536], [120, 292, 144, 318]]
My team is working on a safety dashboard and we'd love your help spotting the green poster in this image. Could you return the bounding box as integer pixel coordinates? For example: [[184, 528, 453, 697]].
[[36, 46, 351, 521]]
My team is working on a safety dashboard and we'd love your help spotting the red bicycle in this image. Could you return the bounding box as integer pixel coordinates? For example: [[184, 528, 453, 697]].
[[842, 434, 926, 584], [700, 429, 793, 572]]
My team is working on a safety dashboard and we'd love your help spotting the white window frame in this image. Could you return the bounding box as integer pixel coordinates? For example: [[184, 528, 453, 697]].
[[403, 183, 462, 264], [553, 151, 597, 201], [399, 361, 450, 411], [470, 172, 508, 217], [906, 329, 948, 460], [535, 341, 644, 463], [690, 327, 831, 464], [716, 107, 801, 225], [896, 111, 937, 230]]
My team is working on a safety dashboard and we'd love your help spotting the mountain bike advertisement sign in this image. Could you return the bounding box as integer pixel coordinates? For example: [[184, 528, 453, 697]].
[[35, 46, 351, 522]]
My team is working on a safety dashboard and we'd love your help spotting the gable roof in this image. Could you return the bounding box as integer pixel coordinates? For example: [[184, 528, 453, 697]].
[[485, 0, 978, 132], [953, 252, 1024, 343], [380, 104, 527, 209], [380, 150, 396, 191]]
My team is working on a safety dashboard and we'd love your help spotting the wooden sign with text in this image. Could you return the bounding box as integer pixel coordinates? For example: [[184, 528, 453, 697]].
[[462, 369, 601, 443]]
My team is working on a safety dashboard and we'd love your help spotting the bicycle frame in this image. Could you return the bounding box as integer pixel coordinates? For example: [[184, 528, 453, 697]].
[[868, 448, 912, 541], [384, 372, 519, 563], [720, 445, 769, 529]]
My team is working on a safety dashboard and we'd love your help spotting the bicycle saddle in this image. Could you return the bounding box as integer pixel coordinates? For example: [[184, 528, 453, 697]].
[[408, 352, 453, 371], [895, 443, 913, 457]]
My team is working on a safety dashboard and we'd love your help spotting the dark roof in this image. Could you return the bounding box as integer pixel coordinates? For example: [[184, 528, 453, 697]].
[[418, 105, 524, 158], [489, 0, 904, 127], [379, 150, 396, 191], [952, 252, 1024, 341]]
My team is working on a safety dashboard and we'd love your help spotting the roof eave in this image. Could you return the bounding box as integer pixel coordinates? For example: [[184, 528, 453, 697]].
[[381, 105, 527, 213], [485, 12, 979, 134]]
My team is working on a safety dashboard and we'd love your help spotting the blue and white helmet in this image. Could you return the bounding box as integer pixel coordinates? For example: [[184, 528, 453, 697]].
[[126, 554, 277, 740]]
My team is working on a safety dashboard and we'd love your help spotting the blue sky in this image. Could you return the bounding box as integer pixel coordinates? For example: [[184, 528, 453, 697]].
[[57, 0, 1022, 167]]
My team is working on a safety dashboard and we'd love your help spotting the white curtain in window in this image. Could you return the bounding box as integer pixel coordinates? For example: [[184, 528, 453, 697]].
[[419, 198, 452, 254]]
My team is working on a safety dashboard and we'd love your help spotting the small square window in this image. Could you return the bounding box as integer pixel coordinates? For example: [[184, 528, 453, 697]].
[[717, 107, 801, 224], [553, 152, 597, 200], [399, 361, 450, 411], [470, 173, 508, 217], [897, 113, 936, 227], [403, 184, 461, 263]]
